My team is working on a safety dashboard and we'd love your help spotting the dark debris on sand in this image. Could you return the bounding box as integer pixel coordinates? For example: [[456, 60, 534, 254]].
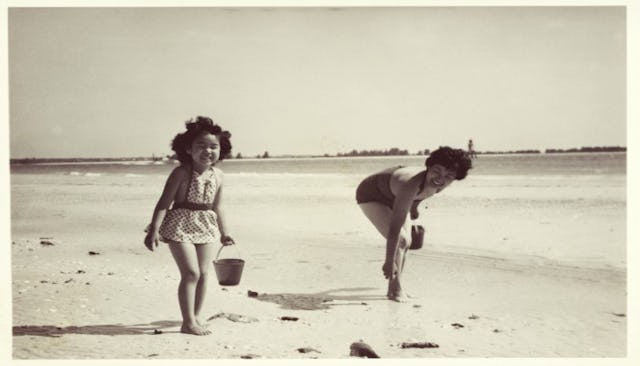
[[297, 347, 320, 354], [279, 316, 299, 321], [350, 342, 380, 358], [40, 237, 56, 246], [400, 342, 439, 349]]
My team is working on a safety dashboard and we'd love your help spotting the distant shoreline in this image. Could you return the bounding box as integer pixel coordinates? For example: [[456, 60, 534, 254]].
[[9, 148, 627, 165]]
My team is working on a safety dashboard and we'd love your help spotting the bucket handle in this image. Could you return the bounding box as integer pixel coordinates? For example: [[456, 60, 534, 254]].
[[215, 243, 242, 261]]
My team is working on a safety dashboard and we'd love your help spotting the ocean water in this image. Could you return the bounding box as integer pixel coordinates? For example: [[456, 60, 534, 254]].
[[10, 153, 627, 270], [9, 152, 627, 177]]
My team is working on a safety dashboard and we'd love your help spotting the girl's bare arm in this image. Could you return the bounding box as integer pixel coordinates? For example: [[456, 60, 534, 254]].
[[212, 168, 233, 244], [144, 167, 187, 250]]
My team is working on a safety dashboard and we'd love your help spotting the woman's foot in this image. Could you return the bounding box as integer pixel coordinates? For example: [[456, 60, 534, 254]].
[[181, 322, 211, 336], [387, 291, 410, 302], [387, 278, 409, 302]]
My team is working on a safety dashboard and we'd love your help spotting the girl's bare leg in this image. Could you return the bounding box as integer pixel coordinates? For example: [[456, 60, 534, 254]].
[[194, 243, 214, 327], [168, 242, 211, 335]]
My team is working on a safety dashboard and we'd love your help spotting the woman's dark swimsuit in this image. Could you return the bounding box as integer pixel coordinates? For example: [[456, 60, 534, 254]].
[[355, 166, 425, 209]]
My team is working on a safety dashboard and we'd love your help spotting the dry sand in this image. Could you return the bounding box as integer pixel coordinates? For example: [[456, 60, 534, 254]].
[[7, 172, 633, 363]]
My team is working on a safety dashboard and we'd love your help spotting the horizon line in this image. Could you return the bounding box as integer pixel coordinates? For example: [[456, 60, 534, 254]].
[[8, 145, 628, 162]]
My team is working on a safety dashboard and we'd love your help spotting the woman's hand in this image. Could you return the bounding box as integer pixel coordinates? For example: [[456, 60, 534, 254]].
[[382, 260, 398, 279], [410, 205, 419, 220], [144, 230, 160, 251]]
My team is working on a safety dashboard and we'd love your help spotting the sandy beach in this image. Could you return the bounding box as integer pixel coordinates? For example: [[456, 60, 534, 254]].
[[9, 165, 629, 361]]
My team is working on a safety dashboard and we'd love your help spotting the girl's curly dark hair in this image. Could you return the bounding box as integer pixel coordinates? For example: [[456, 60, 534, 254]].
[[425, 146, 472, 180], [170, 116, 232, 164]]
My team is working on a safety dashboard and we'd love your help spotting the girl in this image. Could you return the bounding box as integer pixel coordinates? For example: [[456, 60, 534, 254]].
[[356, 146, 472, 302], [144, 116, 235, 335]]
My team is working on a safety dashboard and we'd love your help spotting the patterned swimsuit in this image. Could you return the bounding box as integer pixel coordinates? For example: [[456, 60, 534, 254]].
[[159, 167, 220, 244]]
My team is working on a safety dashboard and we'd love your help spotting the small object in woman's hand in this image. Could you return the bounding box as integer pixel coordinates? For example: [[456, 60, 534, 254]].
[[409, 225, 425, 250]]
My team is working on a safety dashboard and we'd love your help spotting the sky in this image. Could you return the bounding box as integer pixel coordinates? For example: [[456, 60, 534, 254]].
[[6, 4, 628, 158]]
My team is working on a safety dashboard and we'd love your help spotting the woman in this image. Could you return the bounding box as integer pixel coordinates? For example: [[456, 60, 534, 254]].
[[356, 146, 472, 302]]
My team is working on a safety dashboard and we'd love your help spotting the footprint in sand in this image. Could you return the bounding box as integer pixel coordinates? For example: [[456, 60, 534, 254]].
[[208, 312, 259, 323]]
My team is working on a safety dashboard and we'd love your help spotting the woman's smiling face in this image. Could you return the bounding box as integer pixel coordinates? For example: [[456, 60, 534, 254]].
[[187, 132, 221, 170], [425, 164, 457, 193]]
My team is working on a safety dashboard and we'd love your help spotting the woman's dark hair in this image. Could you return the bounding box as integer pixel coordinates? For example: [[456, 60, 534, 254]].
[[171, 116, 232, 164], [425, 146, 472, 180]]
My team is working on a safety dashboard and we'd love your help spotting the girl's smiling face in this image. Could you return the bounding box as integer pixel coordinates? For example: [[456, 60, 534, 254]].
[[187, 133, 221, 170], [425, 164, 457, 193]]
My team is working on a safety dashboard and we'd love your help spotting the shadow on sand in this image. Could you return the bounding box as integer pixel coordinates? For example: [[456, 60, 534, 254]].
[[254, 287, 387, 310], [13, 320, 182, 337]]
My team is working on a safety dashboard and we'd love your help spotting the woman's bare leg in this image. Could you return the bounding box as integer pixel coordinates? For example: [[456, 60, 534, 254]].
[[388, 237, 410, 302], [399, 218, 412, 273], [359, 202, 410, 302]]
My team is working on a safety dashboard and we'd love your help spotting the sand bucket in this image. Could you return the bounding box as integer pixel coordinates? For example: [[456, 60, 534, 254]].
[[409, 224, 425, 250], [213, 244, 245, 286]]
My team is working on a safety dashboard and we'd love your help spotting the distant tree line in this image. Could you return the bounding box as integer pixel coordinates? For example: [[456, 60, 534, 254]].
[[479, 149, 542, 155], [467, 146, 626, 156], [336, 148, 430, 157], [544, 146, 626, 153], [10, 145, 627, 164], [9, 156, 160, 164]]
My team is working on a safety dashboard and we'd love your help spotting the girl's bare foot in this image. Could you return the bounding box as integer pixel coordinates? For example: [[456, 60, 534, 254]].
[[181, 323, 211, 336]]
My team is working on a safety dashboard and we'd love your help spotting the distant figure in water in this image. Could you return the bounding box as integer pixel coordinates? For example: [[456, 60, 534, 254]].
[[468, 139, 477, 159], [144, 116, 235, 335], [355, 146, 472, 302]]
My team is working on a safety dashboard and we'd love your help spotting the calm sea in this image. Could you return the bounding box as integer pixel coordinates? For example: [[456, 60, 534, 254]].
[[8, 152, 627, 177]]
